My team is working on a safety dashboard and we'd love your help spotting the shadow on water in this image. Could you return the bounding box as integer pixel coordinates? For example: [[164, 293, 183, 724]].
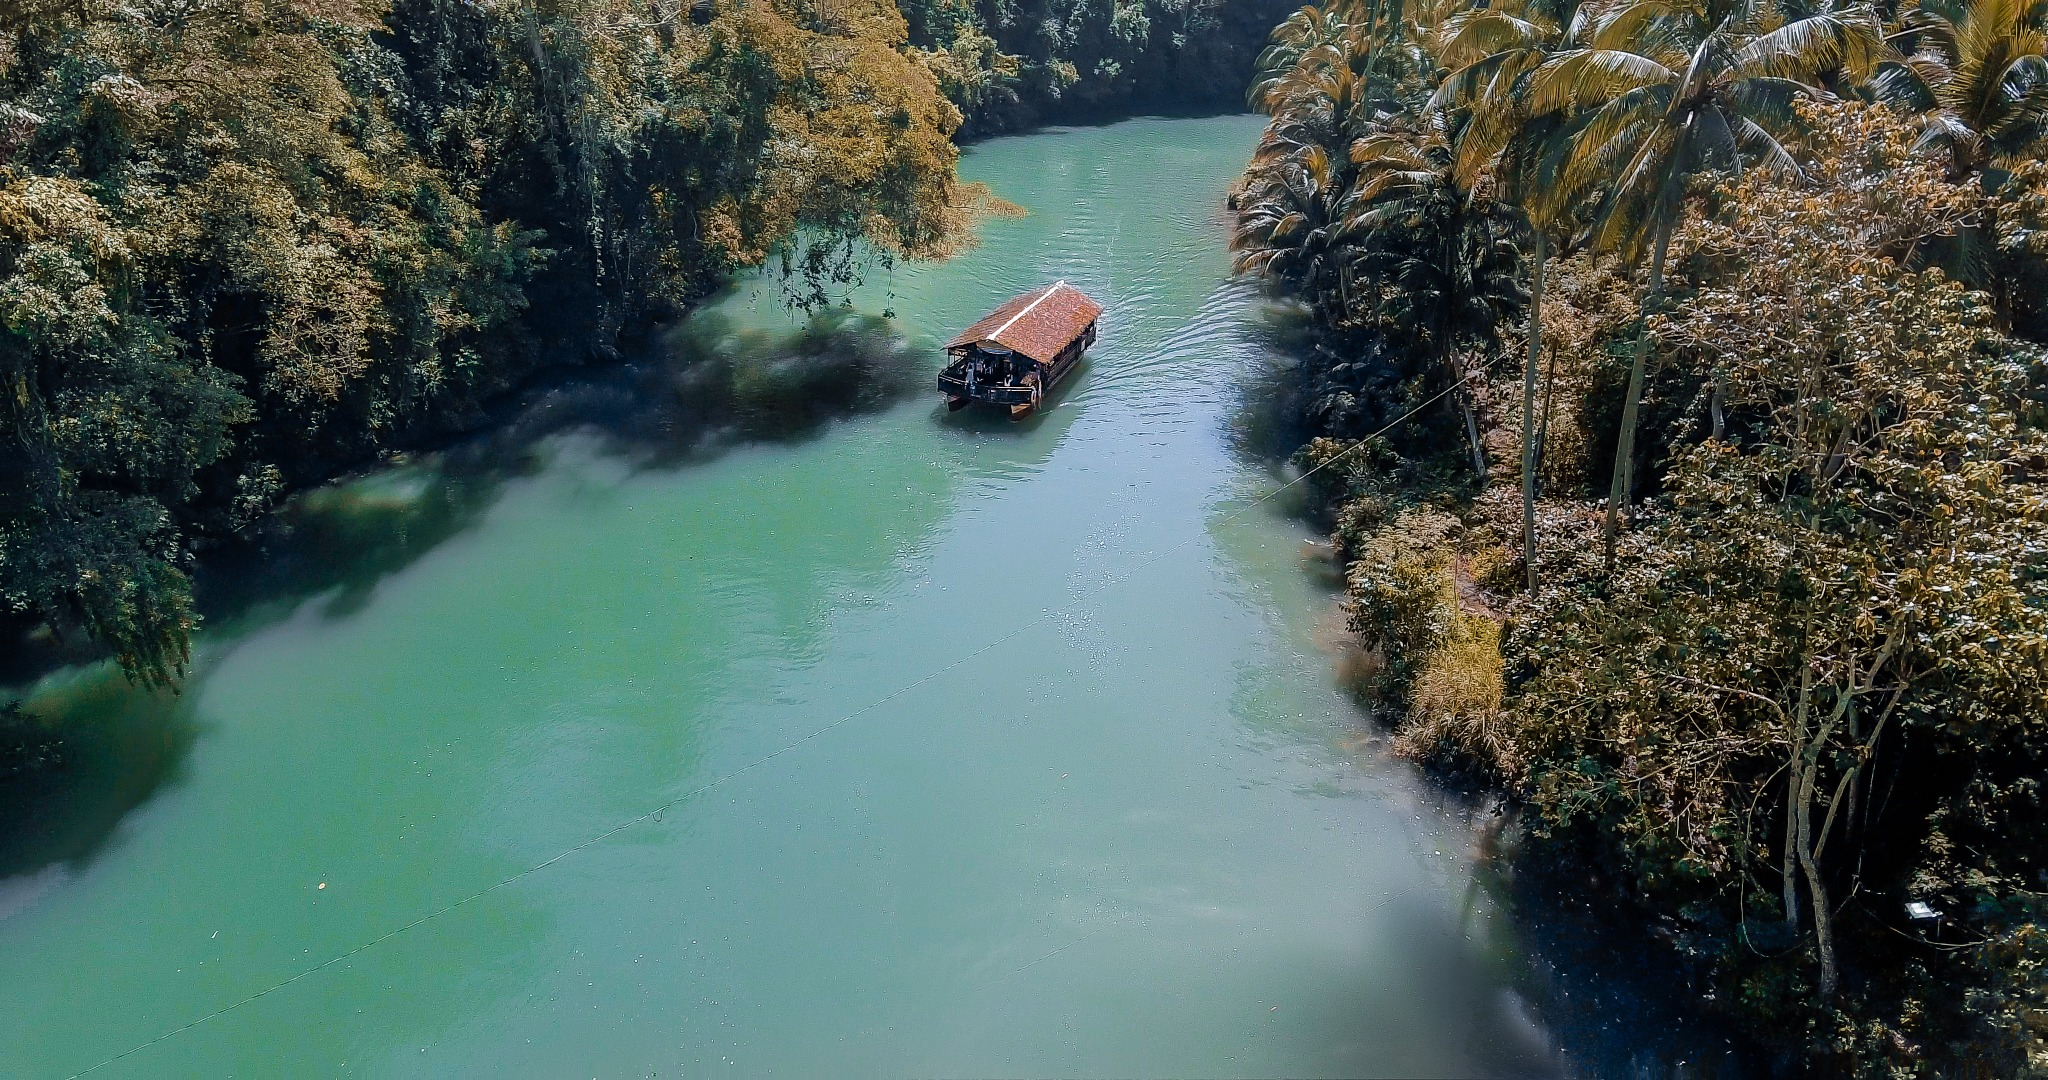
[[1487, 842, 1764, 1078], [195, 307, 925, 630], [1221, 297, 1329, 527], [0, 306, 924, 896], [0, 669, 194, 893], [1415, 798, 1764, 1078], [1226, 302, 1323, 466], [1225, 314, 1758, 1079]]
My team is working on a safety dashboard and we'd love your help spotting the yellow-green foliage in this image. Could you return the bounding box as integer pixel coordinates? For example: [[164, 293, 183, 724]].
[[1401, 609, 1511, 775], [1501, 101, 2048, 1071], [912, 23, 1019, 118], [1527, 251, 1637, 492], [1341, 501, 1514, 775], [1247, 12, 2048, 1060], [899, 0, 1288, 136], [1344, 506, 1458, 701]]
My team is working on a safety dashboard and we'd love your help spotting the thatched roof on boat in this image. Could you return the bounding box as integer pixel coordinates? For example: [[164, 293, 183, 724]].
[[945, 281, 1102, 365]]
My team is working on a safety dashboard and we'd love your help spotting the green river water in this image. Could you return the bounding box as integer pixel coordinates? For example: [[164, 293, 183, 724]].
[[0, 115, 1695, 1077]]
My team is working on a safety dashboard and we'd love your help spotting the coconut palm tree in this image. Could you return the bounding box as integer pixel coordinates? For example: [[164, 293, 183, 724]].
[[1254, 53, 1387, 171], [1874, 0, 2048, 324], [1527, 0, 1884, 571], [1876, 0, 2048, 176], [1254, 0, 1450, 119], [1348, 115, 1528, 479], [1431, 0, 1575, 590], [1231, 144, 1364, 323], [1252, 5, 1359, 110]]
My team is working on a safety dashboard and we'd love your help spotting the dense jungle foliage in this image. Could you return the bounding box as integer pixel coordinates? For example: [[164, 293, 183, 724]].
[[903, 0, 1297, 134], [1236, 0, 2048, 1072]]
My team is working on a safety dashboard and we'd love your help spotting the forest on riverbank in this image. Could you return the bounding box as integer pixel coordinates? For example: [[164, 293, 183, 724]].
[[1231, 0, 2047, 1072], [904, 0, 1294, 134], [0, 0, 1285, 693]]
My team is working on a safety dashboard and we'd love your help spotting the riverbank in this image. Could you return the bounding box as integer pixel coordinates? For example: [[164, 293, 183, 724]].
[[911, 0, 1294, 138], [1234, 5, 2048, 1071], [1, 307, 922, 686]]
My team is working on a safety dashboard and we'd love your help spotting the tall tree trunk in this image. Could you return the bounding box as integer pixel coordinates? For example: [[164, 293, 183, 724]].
[[1522, 230, 1545, 593], [1444, 341, 1487, 482], [1603, 215, 1672, 575], [1795, 748, 1838, 999], [1784, 663, 1810, 929], [1784, 748, 1802, 928], [1787, 645, 1860, 1000], [1462, 381, 1487, 481], [1439, 247, 1486, 484]]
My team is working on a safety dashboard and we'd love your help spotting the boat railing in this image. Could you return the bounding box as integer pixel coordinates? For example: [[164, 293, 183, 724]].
[[938, 373, 1039, 403]]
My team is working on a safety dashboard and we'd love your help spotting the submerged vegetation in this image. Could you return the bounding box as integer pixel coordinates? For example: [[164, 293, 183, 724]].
[[1239, 0, 2048, 1071]]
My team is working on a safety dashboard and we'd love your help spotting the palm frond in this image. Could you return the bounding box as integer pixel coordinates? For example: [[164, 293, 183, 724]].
[[1731, 113, 1802, 176], [1436, 7, 1555, 66], [1723, 75, 1825, 127], [1728, 11, 1888, 82], [1588, 123, 1679, 257], [1692, 102, 1741, 173], [1557, 84, 1671, 193], [1588, 0, 1685, 52], [1528, 48, 1678, 115]]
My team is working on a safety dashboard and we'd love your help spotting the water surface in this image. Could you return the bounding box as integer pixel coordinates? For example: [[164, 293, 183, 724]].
[[1, 116, 1563, 1077]]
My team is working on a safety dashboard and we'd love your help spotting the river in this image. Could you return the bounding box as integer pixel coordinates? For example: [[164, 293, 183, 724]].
[[0, 115, 1698, 1077]]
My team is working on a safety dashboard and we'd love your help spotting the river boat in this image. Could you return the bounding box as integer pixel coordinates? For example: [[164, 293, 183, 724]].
[[939, 281, 1102, 418]]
